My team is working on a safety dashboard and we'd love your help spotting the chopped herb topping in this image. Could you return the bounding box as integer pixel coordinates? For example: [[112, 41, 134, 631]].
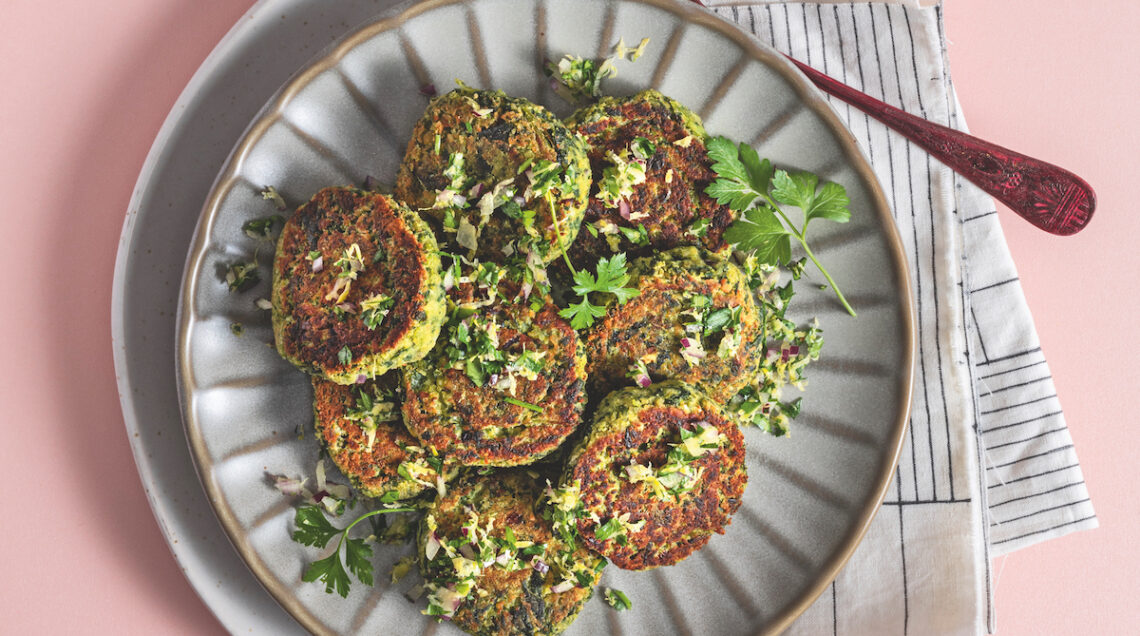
[[623, 422, 726, 498], [224, 261, 259, 292], [326, 243, 366, 304], [337, 346, 353, 366], [596, 147, 648, 209], [679, 294, 744, 361], [618, 223, 650, 246], [503, 396, 543, 412], [243, 215, 284, 241], [260, 185, 288, 211], [229, 322, 244, 336], [626, 358, 653, 388], [343, 385, 398, 452], [546, 37, 650, 103], [360, 294, 394, 331], [685, 217, 710, 238], [421, 508, 547, 618], [604, 587, 633, 611]]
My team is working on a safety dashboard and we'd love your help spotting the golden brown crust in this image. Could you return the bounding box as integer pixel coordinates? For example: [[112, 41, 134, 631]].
[[567, 89, 735, 264], [271, 186, 444, 383], [583, 247, 764, 402], [394, 88, 590, 263], [311, 375, 451, 500], [420, 471, 603, 636], [563, 381, 746, 570], [401, 283, 588, 467]]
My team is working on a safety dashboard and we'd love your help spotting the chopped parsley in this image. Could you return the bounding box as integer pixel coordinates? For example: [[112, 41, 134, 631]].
[[596, 148, 648, 209], [343, 385, 398, 451], [503, 396, 543, 412], [422, 508, 548, 618], [725, 262, 824, 436], [680, 294, 744, 360], [624, 422, 727, 498], [546, 37, 650, 103], [224, 261, 259, 292], [604, 588, 633, 611], [242, 215, 284, 241], [360, 294, 394, 330], [260, 185, 288, 211], [337, 346, 352, 365]]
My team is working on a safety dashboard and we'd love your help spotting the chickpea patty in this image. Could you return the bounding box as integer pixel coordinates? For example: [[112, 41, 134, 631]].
[[418, 471, 604, 636], [311, 374, 453, 501], [401, 280, 588, 467], [271, 186, 445, 383], [566, 89, 735, 264], [561, 381, 747, 570], [395, 87, 590, 264], [583, 246, 764, 401]]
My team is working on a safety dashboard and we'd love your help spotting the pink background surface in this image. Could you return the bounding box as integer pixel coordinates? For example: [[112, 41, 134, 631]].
[[1, 0, 1136, 634]]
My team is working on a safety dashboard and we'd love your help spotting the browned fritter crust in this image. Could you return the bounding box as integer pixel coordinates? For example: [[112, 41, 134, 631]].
[[562, 381, 746, 570], [565, 89, 735, 265], [401, 283, 588, 466], [271, 186, 445, 383], [583, 246, 764, 402], [394, 87, 590, 263], [419, 471, 604, 636], [311, 374, 452, 500]]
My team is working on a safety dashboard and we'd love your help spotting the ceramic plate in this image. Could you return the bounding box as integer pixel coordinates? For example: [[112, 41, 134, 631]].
[[176, 0, 914, 634]]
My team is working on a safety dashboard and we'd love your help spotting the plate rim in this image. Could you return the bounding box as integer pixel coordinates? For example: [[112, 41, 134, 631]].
[[176, 0, 916, 634]]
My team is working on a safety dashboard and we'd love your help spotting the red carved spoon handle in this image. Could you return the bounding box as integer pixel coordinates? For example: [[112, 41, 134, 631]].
[[785, 57, 1095, 235]]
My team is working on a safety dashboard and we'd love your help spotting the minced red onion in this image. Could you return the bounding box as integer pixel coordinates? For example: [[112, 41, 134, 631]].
[[311, 256, 323, 272], [551, 580, 575, 594], [419, 83, 437, 97], [531, 558, 549, 574], [618, 199, 632, 221]]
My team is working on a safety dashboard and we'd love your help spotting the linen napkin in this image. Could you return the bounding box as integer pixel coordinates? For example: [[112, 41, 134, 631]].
[[699, 1, 1098, 634]]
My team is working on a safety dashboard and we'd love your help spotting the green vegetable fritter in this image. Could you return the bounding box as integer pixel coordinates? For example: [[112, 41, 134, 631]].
[[271, 186, 445, 383], [395, 87, 591, 264]]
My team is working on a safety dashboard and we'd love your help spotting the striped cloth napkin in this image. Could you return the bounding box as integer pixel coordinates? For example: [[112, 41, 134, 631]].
[[700, 1, 1098, 633]]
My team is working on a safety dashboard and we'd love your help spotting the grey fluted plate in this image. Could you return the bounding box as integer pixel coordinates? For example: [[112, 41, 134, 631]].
[[176, 0, 914, 634]]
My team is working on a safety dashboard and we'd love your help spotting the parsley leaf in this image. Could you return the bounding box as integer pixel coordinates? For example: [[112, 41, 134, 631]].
[[303, 551, 352, 597], [560, 297, 608, 331], [771, 171, 851, 224], [707, 135, 855, 316], [723, 206, 792, 266], [293, 505, 341, 548], [292, 505, 414, 598], [558, 253, 641, 330], [343, 538, 374, 587]]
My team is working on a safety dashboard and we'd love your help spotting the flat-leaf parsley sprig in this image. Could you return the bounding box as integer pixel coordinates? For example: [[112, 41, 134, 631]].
[[541, 189, 640, 330], [558, 252, 640, 330], [706, 136, 856, 317], [292, 504, 414, 597]]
